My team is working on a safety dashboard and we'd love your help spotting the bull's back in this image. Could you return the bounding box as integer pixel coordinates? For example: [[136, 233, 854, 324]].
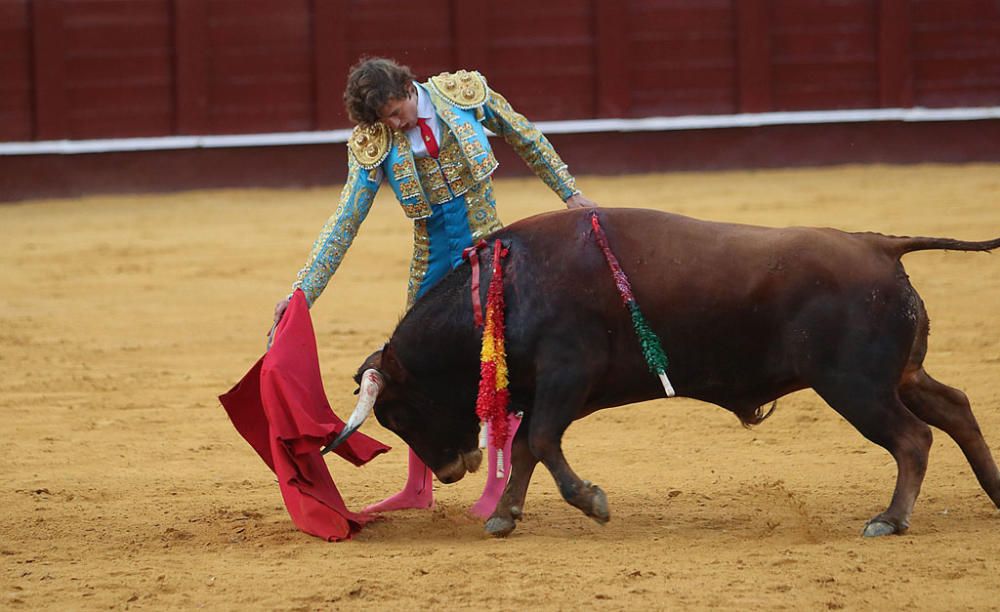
[[495, 208, 913, 409], [499, 207, 897, 307]]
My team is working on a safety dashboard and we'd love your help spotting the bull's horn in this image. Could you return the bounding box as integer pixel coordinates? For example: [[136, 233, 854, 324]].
[[321, 369, 383, 455]]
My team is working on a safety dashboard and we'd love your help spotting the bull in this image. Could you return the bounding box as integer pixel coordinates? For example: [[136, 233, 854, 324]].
[[329, 207, 1000, 538]]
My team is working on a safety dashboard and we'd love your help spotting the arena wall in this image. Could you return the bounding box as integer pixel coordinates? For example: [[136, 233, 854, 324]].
[[1, 0, 999, 200]]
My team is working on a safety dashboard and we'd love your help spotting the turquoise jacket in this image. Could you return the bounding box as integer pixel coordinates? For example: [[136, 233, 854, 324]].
[[293, 70, 579, 307]]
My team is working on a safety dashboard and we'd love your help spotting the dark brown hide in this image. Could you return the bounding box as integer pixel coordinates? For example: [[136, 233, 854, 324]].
[[362, 208, 1000, 537]]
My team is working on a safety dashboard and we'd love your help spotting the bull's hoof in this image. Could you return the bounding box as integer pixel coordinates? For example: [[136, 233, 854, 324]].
[[485, 516, 516, 538], [510, 505, 523, 520], [862, 519, 900, 538], [589, 485, 610, 525]]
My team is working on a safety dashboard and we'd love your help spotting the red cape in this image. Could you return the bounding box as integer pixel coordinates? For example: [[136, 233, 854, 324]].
[[219, 290, 390, 541]]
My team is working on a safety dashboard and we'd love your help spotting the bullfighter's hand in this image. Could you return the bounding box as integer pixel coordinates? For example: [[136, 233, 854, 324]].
[[272, 296, 290, 327], [565, 193, 598, 209]]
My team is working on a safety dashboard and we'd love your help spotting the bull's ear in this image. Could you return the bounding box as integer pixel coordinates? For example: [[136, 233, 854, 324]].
[[380, 344, 409, 385], [354, 345, 387, 386]]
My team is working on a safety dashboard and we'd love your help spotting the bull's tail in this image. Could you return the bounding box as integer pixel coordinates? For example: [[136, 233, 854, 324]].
[[877, 234, 1000, 258]]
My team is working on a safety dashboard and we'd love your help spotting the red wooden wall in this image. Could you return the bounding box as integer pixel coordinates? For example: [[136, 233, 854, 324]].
[[0, 0, 34, 141], [2, 0, 999, 144]]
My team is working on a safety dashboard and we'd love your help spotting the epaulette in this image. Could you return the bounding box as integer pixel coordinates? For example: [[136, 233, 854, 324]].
[[348, 122, 391, 170], [427, 70, 489, 109]]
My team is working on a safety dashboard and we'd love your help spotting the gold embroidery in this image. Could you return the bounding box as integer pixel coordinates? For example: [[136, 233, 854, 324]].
[[393, 131, 433, 218], [438, 141, 462, 166], [293, 154, 379, 304], [470, 152, 499, 181], [399, 178, 422, 200], [414, 157, 440, 178], [462, 139, 485, 159], [454, 123, 475, 140], [414, 156, 449, 205], [406, 218, 431, 309], [440, 160, 462, 180], [437, 107, 460, 126], [412, 126, 493, 204], [464, 180, 503, 241], [481, 89, 578, 200], [348, 123, 391, 169], [392, 161, 412, 180], [428, 70, 488, 109], [442, 165, 464, 196]]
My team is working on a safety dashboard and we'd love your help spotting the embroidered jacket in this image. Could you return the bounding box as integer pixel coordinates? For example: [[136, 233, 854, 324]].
[[292, 70, 579, 307]]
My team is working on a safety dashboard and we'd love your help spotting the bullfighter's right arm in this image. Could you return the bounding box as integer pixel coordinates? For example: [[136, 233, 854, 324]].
[[291, 151, 380, 306]]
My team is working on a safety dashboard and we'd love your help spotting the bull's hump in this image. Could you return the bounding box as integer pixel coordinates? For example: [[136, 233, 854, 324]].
[[497, 209, 886, 273], [503, 207, 697, 236]]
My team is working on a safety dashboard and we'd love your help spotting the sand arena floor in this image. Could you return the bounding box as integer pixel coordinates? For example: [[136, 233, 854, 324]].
[[2, 164, 1000, 610]]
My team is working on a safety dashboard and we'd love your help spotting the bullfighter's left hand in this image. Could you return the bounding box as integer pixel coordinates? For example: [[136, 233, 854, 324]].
[[565, 193, 598, 209]]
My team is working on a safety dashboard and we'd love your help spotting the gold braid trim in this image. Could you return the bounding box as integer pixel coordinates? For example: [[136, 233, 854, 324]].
[[348, 122, 391, 169], [427, 70, 489, 109]]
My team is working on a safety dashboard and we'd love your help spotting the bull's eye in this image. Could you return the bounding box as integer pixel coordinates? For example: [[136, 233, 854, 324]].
[[375, 406, 406, 433]]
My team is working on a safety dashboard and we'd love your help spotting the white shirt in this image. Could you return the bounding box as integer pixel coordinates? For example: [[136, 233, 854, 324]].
[[408, 82, 441, 158], [372, 82, 442, 183]]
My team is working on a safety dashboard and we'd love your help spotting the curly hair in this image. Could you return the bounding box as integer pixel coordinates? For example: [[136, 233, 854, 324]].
[[343, 57, 417, 124]]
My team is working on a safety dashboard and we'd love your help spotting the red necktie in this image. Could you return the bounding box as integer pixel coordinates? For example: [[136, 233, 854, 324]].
[[416, 118, 439, 158]]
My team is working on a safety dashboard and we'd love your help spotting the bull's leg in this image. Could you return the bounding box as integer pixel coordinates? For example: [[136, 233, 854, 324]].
[[899, 368, 1000, 508], [814, 378, 933, 537], [485, 423, 539, 537], [528, 376, 610, 527]]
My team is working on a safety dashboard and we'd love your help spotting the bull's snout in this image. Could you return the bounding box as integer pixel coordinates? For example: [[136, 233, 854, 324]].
[[463, 448, 483, 473], [434, 448, 483, 484], [437, 469, 464, 484]]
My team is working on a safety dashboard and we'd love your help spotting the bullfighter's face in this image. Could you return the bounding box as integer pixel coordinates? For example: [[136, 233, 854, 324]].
[[376, 84, 418, 132]]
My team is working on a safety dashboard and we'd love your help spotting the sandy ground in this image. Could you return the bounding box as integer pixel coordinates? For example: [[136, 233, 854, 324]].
[[2, 164, 1000, 610]]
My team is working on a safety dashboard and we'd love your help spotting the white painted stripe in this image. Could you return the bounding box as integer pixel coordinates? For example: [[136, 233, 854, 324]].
[[2, 106, 998, 156], [537, 106, 1000, 134]]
